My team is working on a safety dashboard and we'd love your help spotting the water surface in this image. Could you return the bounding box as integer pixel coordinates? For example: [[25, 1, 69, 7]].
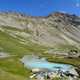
[[20, 55, 74, 73]]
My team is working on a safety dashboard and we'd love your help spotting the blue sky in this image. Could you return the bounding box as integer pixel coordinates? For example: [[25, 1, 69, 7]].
[[0, 0, 80, 16]]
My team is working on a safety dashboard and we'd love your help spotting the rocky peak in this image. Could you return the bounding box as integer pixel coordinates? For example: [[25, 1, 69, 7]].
[[47, 12, 80, 26]]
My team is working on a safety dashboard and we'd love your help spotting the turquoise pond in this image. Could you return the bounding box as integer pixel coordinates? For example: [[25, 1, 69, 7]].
[[20, 55, 74, 72]]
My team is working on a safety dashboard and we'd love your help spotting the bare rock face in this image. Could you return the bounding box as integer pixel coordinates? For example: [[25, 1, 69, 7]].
[[0, 12, 80, 47]]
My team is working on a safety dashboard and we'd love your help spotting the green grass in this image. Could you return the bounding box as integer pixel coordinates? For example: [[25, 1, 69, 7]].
[[0, 58, 30, 77], [0, 31, 29, 55], [0, 70, 27, 80]]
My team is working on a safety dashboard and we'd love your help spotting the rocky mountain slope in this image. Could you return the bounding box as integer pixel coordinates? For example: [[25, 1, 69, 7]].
[[0, 12, 80, 48]]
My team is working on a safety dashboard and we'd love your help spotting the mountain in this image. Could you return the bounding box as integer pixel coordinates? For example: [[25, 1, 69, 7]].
[[0, 12, 80, 80], [0, 12, 80, 48]]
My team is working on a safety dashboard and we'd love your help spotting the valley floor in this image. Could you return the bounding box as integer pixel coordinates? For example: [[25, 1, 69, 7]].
[[0, 54, 80, 80]]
